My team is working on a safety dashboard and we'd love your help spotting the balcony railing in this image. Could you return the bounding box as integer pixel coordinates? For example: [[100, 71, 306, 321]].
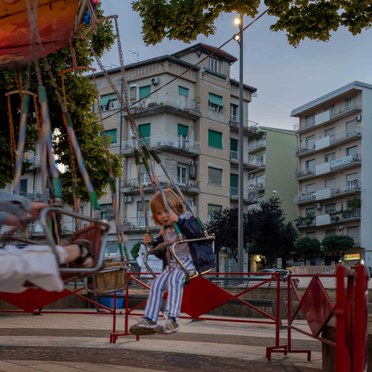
[[128, 94, 200, 116], [295, 101, 361, 132], [118, 134, 200, 156], [248, 139, 266, 153], [121, 174, 200, 194]]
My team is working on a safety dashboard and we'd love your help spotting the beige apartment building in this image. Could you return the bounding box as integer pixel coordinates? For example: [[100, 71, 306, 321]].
[[292, 81, 372, 272], [93, 43, 258, 255]]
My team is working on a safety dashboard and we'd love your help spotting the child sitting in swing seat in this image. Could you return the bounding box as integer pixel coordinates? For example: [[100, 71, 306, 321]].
[[130, 188, 215, 335]]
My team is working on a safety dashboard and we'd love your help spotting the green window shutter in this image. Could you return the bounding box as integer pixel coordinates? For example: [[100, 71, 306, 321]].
[[230, 138, 238, 151], [208, 93, 223, 107], [100, 93, 116, 108], [139, 123, 151, 146], [139, 85, 151, 99], [178, 124, 188, 137], [102, 129, 117, 144], [230, 174, 238, 187], [178, 85, 189, 97], [208, 129, 223, 149]]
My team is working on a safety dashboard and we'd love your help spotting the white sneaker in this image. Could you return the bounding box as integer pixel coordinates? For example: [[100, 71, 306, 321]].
[[129, 318, 157, 336], [154, 318, 179, 334]]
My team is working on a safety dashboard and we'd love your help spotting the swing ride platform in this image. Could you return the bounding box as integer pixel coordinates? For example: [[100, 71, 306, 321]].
[[0, 311, 323, 372]]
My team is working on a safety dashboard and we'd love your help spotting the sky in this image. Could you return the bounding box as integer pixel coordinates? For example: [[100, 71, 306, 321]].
[[98, 1, 372, 131]]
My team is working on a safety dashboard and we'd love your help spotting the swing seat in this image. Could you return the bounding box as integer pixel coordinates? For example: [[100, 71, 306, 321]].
[[39, 206, 110, 274]]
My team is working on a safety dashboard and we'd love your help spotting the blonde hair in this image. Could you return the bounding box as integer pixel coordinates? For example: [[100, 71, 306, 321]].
[[150, 189, 186, 225]]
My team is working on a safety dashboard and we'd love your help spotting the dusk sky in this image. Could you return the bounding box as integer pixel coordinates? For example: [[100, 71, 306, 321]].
[[99, 1, 372, 130]]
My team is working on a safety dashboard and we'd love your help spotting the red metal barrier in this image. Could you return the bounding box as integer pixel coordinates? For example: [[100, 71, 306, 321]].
[[336, 264, 368, 372], [110, 271, 283, 347]]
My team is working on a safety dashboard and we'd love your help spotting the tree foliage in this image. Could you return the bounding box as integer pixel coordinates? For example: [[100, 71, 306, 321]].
[[321, 235, 354, 262], [132, 0, 372, 46], [0, 5, 121, 203], [295, 236, 321, 261], [247, 197, 297, 268], [207, 197, 297, 267]]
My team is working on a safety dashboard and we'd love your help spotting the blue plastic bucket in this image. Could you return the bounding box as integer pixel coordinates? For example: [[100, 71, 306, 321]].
[[97, 296, 124, 309]]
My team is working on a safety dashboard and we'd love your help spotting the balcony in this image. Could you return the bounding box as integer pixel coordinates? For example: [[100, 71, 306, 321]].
[[118, 134, 200, 156], [121, 217, 157, 233], [296, 129, 362, 157], [229, 152, 257, 170], [249, 182, 265, 192], [229, 187, 250, 202], [296, 154, 361, 180], [121, 175, 200, 196], [248, 139, 266, 154], [126, 94, 201, 119], [295, 101, 361, 133], [229, 116, 259, 136], [248, 156, 266, 172]]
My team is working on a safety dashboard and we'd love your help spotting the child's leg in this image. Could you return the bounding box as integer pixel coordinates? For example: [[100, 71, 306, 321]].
[[144, 268, 169, 323], [164, 257, 196, 320]]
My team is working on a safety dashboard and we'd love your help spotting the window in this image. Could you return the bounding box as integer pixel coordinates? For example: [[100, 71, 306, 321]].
[[208, 129, 223, 149], [345, 95, 356, 110], [139, 85, 151, 100], [139, 164, 151, 185], [129, 86, 137, 102], [304, 114, 315, 127], [139, 123, 151, 145], [20, 179, 27, 196], [325, 127, 336, 142], [230, 103, 238, 122], [324, 152, 335, 163], [325, 203, 336, 214], [207, 204, 222, 222], [256, 174, 265, 187], [178, 85, 189, 97], [99, 93, 118, 111], [100, 203, 113, 220], [347, 226, 359, 244], [346, 145, 357, 157], [137, 200, 150, 228], [209, 57, 222, 74], [177, 163, 188, 185], [256, 154, 264, 166], [305, 159, 316, 172], [305, 183, 316, 193], [325, 178, 336, 189], [305, 135, 315, 150], [208, 93, 223, 112], [306, 207, 315, 217], [177, 124, 188, 149], [102, 129, 117, 144], [230, 138, 238, 160], [208, 167, 222, 186], [324, 104, 335, 117], [346, 173, 359, 191], [346, 120, 357, 136], [230, 174, 238, 196]]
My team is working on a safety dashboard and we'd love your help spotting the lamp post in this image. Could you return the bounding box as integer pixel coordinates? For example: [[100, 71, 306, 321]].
[[234, 14, 245, 273]]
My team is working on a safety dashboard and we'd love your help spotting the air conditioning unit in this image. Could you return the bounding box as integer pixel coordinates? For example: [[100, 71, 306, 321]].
[[355, 115, 362, 122], [124, 195, 133, 203], [315, 202, 322, 210], [151, 77, 160, 85]]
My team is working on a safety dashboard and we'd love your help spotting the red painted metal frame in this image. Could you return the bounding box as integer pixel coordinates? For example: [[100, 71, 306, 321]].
[[335, 264, 368, 372], [109, 271, 283, 347]]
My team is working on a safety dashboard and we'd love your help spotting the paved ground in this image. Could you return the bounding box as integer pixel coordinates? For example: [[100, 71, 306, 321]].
[[0, 310, 322, 371]]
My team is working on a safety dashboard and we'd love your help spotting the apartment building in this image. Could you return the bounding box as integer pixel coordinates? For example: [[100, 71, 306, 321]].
[[292, 81, 372, 271], [247, 126, 297, 222], [94, 43, 258, 255]]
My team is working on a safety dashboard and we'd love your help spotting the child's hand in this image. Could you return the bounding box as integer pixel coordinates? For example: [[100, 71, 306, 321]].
[[168, 209, 179, 225], [143, 233, 153, 245]]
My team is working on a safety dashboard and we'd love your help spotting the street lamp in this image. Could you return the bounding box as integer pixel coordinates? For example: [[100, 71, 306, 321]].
[[234, 14, 245, 273]]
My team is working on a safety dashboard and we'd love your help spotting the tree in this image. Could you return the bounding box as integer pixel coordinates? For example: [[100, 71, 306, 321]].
[[207, 197, 297, 268], [207, 208, 248, 260], [321, 235, 354, 262], [246, 197, 297, 268], [131, 241, 144, 261], [295, 236, 322, 262], [132, 0, 372, 47], [0, 4, 121, 203]]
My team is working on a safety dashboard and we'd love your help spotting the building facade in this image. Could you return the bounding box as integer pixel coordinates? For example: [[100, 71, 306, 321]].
[[94, 43, 258, 256], [292, 81, 372, 271]]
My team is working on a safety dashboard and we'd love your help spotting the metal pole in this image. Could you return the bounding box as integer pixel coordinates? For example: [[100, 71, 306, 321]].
[[238, 14, 245, 272]]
